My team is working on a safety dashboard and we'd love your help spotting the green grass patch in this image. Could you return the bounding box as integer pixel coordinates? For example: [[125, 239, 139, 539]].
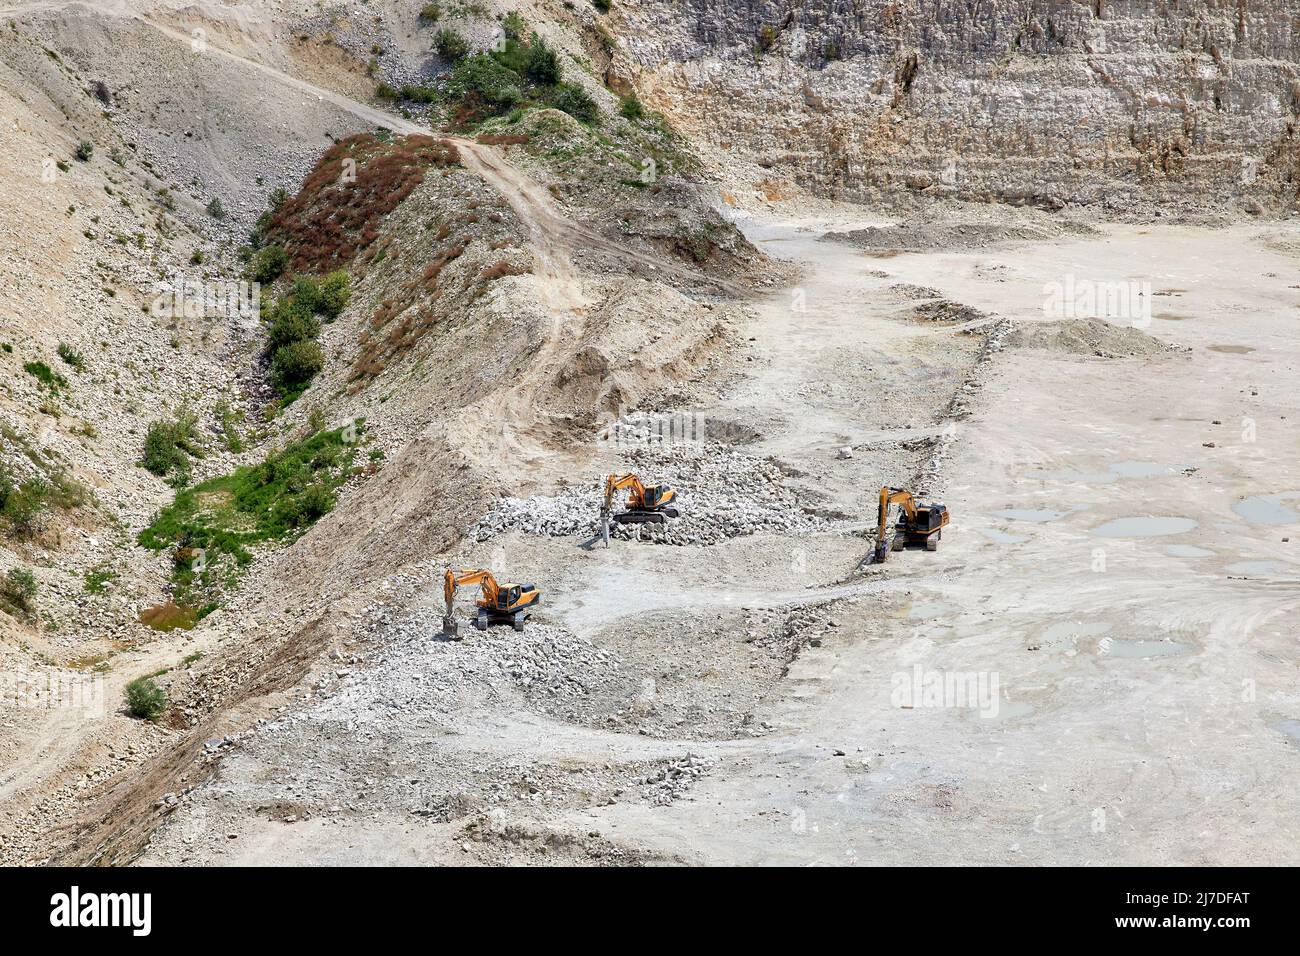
[[138, 423, 362, 608], [24, 361, 67, 392], [83, 565, 117, 594]]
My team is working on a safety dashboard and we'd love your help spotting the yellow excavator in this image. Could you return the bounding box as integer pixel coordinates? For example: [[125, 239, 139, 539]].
[[599, 473, 679, 546], [441, 568, 540, 638], [872, 487, 950, 563]]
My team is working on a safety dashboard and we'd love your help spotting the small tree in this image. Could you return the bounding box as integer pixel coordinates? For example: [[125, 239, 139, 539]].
[[619, 91, 644, 120], [125, 677, 167, 720], [1, 566, 37, 612], [267, 300, 321, 351], [318, 271, 351, 319], [553, 85, 599, 124], [435, 28, 469, 62], [248, 244, 287, 283], [525, 35, 561, 85], [2, 479, 49, 537], [272, 340, 325, 394]]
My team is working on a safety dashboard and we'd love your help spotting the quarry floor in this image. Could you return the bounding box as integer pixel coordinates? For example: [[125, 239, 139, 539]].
[[138, 213, 1300, 866]]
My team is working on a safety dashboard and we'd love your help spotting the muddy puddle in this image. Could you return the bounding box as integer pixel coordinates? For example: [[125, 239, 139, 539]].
[[1225, 561, 1285, 575], [1101, 638, 1192, 659], [1166, 544, 1213, 558], [1028, 460, 1179, 483], [1232, 493, 1300, 526], [1092, 516, 1197, 537], [996, 508, 1071, 523]]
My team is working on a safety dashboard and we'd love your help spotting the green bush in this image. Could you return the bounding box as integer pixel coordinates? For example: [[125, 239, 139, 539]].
[[57, 342, 84, 370], [450, 54, 523, 109], [248, 244, 287, 283], [619, 91, 644, 120], [2, 478, 49, 537], [375, 82, 399, 100], [503, 12, 526, 39], [24, 361, 67, 392], [593, 0, 612, 12], [272, 482, 335, 529], [419, 3, 441, 22], [268, 301, 320, 351], [435, 28, 469, 62], [1, 566, 37, 613], [75, 141, 94, 161], [139, 423, 361, 609], [318, 271, 351, 319], [141, 407, 203, 478], [125, 676, 166, 720], [525, 35, 561, 85], [553, 84, 600, 124], [287, 277, 323, 315], [272, 340, 325, 393], [206, 197, 226, 220]]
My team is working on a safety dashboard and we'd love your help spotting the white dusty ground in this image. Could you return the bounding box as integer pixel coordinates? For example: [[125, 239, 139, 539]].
[[139, 214, 1300, 866]]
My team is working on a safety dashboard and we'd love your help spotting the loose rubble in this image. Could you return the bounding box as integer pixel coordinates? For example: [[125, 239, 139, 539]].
[[473, 442, 831, 546]]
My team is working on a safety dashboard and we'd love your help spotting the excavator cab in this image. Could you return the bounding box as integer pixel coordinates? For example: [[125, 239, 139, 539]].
[[638, 485, 673, 510]]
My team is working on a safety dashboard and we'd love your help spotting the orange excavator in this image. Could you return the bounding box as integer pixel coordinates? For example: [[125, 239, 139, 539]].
[[441, 568, 540, 638], [599, 473, 680, 546], [872, 487, 950, 563]]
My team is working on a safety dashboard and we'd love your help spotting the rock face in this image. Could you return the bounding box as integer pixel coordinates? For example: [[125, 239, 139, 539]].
[[613, 0, 1300, 212]]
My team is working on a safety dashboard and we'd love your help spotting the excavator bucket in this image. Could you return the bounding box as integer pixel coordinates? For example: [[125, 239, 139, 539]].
[[601, 514, 610, 548], [441, 612, 461, 640]]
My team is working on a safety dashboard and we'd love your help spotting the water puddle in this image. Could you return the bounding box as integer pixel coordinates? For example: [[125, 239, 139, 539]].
[[1166, 544, 1213, 558], [1101, 638, 1192, 659], [1092, 516, 1197, 537], [1225, 561, 1284, 575], [1028, 460, 1178, 484], [1110, 460, 1176, 478], [908, 600, 950, 619], [978, 528, 1025, 544], [1271, 719, 1300, 750], [996, 508, 1071, 523], [1232, 493, 1300, 526], [1033, 621, 1111, 654], [1207, 344, 1255, 354]]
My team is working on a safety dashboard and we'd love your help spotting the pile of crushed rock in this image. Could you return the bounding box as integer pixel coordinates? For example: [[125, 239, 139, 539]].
[[471, 444, 829, 546]]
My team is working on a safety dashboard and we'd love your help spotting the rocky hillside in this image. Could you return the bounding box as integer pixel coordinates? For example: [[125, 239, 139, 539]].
[[611, 0, 1300, 214]]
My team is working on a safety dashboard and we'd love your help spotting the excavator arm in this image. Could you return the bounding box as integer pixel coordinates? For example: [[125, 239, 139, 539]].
[[602, 474, 646, 518]]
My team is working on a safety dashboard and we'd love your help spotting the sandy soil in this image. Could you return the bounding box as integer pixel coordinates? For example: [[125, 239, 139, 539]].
[[132, 210, 1300, 865]]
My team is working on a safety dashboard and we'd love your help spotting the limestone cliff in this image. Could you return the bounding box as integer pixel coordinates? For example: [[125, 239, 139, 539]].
[[611, 0, 1300, 212]]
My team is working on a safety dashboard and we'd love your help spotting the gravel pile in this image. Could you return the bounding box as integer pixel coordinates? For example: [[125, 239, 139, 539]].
[[640, 754, 712, 806], [283, 606, 625, 732], [473, 443, 829, 546]]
